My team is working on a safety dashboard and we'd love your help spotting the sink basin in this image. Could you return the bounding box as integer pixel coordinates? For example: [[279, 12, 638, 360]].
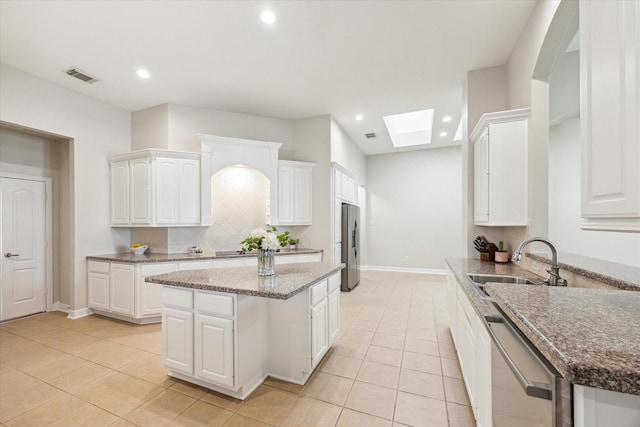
[[466, 273, 540, 285], [465, 273, 544, 298]]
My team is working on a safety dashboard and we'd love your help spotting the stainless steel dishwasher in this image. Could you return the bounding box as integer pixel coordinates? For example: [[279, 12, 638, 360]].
[[485, 304, 572, 427]]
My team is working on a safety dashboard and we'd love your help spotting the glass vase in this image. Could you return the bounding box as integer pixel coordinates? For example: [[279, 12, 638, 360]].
[[257, 248, 275, 276]]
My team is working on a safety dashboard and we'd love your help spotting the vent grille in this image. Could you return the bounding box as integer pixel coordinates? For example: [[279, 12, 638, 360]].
[[365, 133, 377, 139], [65, 67, 98, 84]]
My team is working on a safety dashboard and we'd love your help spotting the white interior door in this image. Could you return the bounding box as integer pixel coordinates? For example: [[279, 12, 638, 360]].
[[1, 177, 46, 321]]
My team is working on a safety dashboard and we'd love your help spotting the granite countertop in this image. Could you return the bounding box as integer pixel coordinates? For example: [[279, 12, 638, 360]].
[[86, 248, 323, 264], [486, 283, 640, 395], [145, 262, 344, 300], [445, 257, 544, 316], [527, 251, 640, 291]]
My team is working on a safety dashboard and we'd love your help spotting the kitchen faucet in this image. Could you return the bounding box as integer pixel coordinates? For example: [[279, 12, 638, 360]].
[[512, 237, 568, 286]]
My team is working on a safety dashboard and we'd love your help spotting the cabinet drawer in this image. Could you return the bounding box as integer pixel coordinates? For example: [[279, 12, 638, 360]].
[[196, 291, 234, 318], [88, 261, 110, 274], [298, 253, 321, 263], [310, 280, 328, 306], [162, 286, 193, 310], [140, 263, 178, 276], [214, 258, 245, 268], [179, 261, 213, 271], [328, 273, 341, 293]]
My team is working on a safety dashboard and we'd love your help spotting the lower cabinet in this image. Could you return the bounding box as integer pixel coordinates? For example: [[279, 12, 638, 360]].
[[162, 307, 194, 374], [194, 312, 234, 387], [87, 253, 322, 324], [447, 270, 491, 427], [310, 298, 329, 368], [159, 272, 341, 399]]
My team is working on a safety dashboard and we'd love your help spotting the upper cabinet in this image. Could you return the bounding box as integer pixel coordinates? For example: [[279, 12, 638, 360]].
[[333, 164, 358, 206], [470, 109, 529, 226], [580, 0, 640, 232], [276, 160, 314, 225], [109, 149, 203, 227]]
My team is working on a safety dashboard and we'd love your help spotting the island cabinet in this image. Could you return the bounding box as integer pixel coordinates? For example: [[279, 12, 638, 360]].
[[159, 271, 341, 400], [470, 109, 529, 226], [109, 149, 203, 227], [580, 0, 640, 232]]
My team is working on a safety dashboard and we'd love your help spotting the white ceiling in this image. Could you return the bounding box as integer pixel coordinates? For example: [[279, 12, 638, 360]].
[[0, 1, 536, 155]]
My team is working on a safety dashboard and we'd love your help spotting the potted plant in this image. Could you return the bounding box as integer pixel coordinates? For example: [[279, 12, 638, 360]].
[[288, 237, 300, 250], [495, 241, 509, 263]]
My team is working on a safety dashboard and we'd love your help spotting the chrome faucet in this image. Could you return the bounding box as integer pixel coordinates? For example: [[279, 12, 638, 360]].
[[512, 237, 567, 286]]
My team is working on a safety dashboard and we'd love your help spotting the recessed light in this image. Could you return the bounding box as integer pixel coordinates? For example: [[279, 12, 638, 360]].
[[136, 69, 150, 79], [355, 114, 364, 121], [442, 116, 452, 122], [261, 11, 276, 24], [440, 131, 448, 137]]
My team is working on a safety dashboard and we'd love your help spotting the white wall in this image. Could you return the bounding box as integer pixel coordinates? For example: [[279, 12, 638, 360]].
[[293, 116, 332, 258], [0, 63, 131, 311], [168, 104, 296, 157], [464, 66, 509, 257], [367, 147, 462, 271], [330, 119, 366, 186]]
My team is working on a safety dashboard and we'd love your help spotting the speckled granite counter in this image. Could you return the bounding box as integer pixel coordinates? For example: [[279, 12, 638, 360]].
[[486, 283, 640, 395], [445, 257, 545, 316], [145, 262, 344, 300], [86, 248, 322, 264], [527, 252, 640, 291]]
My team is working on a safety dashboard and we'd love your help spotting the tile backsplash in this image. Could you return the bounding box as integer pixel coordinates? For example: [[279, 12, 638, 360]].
[[135, 166, 312, 254]]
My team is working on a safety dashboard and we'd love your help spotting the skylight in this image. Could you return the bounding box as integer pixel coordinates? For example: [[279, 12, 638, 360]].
[[383, 109, 434, 148]]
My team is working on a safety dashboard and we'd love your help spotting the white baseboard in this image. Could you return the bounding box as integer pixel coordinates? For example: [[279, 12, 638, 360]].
[[365, 265, 447, 275], [66, 307, 94, 320], [52, 302, 70, 313]]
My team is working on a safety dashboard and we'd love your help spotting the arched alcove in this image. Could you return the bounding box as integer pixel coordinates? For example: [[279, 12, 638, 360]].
[[208, 165, 271, 251]]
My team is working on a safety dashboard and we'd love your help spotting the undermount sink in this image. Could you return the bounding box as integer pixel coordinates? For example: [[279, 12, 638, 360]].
[[466, 273, 545, 298]]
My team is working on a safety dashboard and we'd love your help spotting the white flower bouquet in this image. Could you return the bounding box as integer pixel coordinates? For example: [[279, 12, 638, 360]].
[[240, 226, 290, 253]]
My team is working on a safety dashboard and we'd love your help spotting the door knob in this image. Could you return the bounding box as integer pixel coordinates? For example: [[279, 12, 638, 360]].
[[4, 252, 20, 258]]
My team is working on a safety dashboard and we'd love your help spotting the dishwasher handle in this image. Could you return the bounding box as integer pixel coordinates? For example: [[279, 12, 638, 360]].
[[484, 316, 552, 400]]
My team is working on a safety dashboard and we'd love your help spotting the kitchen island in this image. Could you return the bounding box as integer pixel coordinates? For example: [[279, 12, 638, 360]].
[[145, 262, 344, 399]]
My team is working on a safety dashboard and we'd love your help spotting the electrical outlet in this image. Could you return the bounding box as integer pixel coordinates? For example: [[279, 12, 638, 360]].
[[404, 255, 409, 262], [369, 220, 376, 226], [532, 261, 540, 271]]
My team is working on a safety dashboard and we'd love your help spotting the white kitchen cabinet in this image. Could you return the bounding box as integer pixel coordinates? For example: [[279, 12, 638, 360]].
[[138, 262, 178, 318], [277, 160, 314, 225], [574, 384, 640, 427], [109, 263, 135, 316], [155, 157, 201, 225], [448, 270, 492, 426], [194, 312, 234, 387], [88, 261, 110, 311], [162, 307, 194, 375], [470, 109, 529, 226], [580, 0, 640, 232], [110, 161, 130, 225], [334, 168, 342, 198], [109, 149, 202, 227], [311, 298, 329, 368], [334, 199, 342, 244], [476, 322, 492, 427], [327, 273, 340, 345]]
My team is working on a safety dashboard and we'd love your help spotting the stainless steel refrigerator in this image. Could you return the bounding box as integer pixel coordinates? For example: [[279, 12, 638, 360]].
[[341, 203, 360, 291]]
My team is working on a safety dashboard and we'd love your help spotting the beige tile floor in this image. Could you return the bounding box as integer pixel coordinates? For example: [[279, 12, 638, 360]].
[[0, 270, 474, 427]]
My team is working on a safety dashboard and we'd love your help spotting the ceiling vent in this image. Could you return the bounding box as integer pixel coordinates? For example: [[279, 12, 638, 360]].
[[365, 133, 377, 139], [65, 67, 98, 84]]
